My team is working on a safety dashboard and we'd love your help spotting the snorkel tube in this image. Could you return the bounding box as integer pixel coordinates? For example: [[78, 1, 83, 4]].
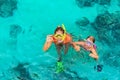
[[61, 24, 66, 33], [61, 24, 66, 41]]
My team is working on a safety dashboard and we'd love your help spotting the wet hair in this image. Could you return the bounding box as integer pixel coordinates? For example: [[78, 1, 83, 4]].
[[54, 27, 64, 34], [86, 36, 95, 43]]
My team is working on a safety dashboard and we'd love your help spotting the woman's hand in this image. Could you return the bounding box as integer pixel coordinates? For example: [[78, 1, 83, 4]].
[[70, 42, 80, 51], [43, 35, 53, 51], [74, 45, 80, 51], [46, 35, 53, 42]]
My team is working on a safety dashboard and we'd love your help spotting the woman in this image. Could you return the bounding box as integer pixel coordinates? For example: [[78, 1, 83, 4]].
[[43, 24, 72, 62], [72, 36, 99, 60]]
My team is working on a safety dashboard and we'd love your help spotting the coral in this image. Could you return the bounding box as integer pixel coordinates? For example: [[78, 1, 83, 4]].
[[13, 63, 33, 80], [102, 51, 120, 68], [76, 0, 95, 8], [118, 0, 120, 6], [76, 0, 111, 8], [92, 11, 120, 46], [95, 0, 111, 5], [75, 17, 90, 26], [95, 11, 114, 28], [9, 24, 22, 38], [0, 0, 17, 18]]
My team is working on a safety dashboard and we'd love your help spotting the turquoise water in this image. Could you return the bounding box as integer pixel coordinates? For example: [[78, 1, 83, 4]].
[[0, 0, 120, 80]]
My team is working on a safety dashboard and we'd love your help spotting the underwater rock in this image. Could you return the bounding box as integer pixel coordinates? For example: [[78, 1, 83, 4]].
[[75, 0, 111, 8], [94, 12, 114, 28], [13, 63, 33, 80], [95, 0, 111, 5], [54, 68, 89, 80], [76, 0, 95, 8], [118, 0, 120, 6], [96, 5, 109, 15], [112, 11, 120, 23], [112, 11, 120, 42], [75, 17, 90, 26], [102, 52, 120, 68], [113, 29, 120, 38], [92, 11, 120, 46], [8, 24, 22, 50], [9, 24, 22, 38], [0, 0, 17, 18], [94, 11, 120, 29], [54, 71, 88, 80]]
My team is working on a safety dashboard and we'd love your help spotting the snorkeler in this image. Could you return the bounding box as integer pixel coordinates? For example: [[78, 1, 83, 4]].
[[43, 24, 72, 62], [72, 36, 103, 72], [72, 36, 99, 60]]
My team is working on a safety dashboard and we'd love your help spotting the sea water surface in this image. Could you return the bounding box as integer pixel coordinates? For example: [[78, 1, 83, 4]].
[[0, 0, 120, 80]]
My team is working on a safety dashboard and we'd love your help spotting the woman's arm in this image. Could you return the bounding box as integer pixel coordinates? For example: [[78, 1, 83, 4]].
[[43, 35, 53, 51], [89, 48, 99, 60], [74, 41, 84, 46], [71, 41, 84, 51]]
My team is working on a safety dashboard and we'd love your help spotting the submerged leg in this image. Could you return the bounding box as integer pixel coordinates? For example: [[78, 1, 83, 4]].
[[56, 44, 63, 62], [64, 43, 70, 54]]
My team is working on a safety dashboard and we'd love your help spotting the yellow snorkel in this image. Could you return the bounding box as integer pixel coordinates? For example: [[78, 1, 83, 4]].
[[54, 24, 66, 42], [61, 24, 66, 33], [61, 24, 66, 41]]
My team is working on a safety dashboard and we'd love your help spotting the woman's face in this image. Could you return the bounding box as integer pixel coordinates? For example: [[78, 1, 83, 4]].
[[56, 30, 64, 35], [86, 36, 94, 42], [54, 30, 64, 43]]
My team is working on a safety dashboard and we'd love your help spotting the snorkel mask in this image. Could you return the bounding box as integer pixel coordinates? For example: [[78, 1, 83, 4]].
[[86, 40, 97, 49], [54, 24, 66, 42]]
